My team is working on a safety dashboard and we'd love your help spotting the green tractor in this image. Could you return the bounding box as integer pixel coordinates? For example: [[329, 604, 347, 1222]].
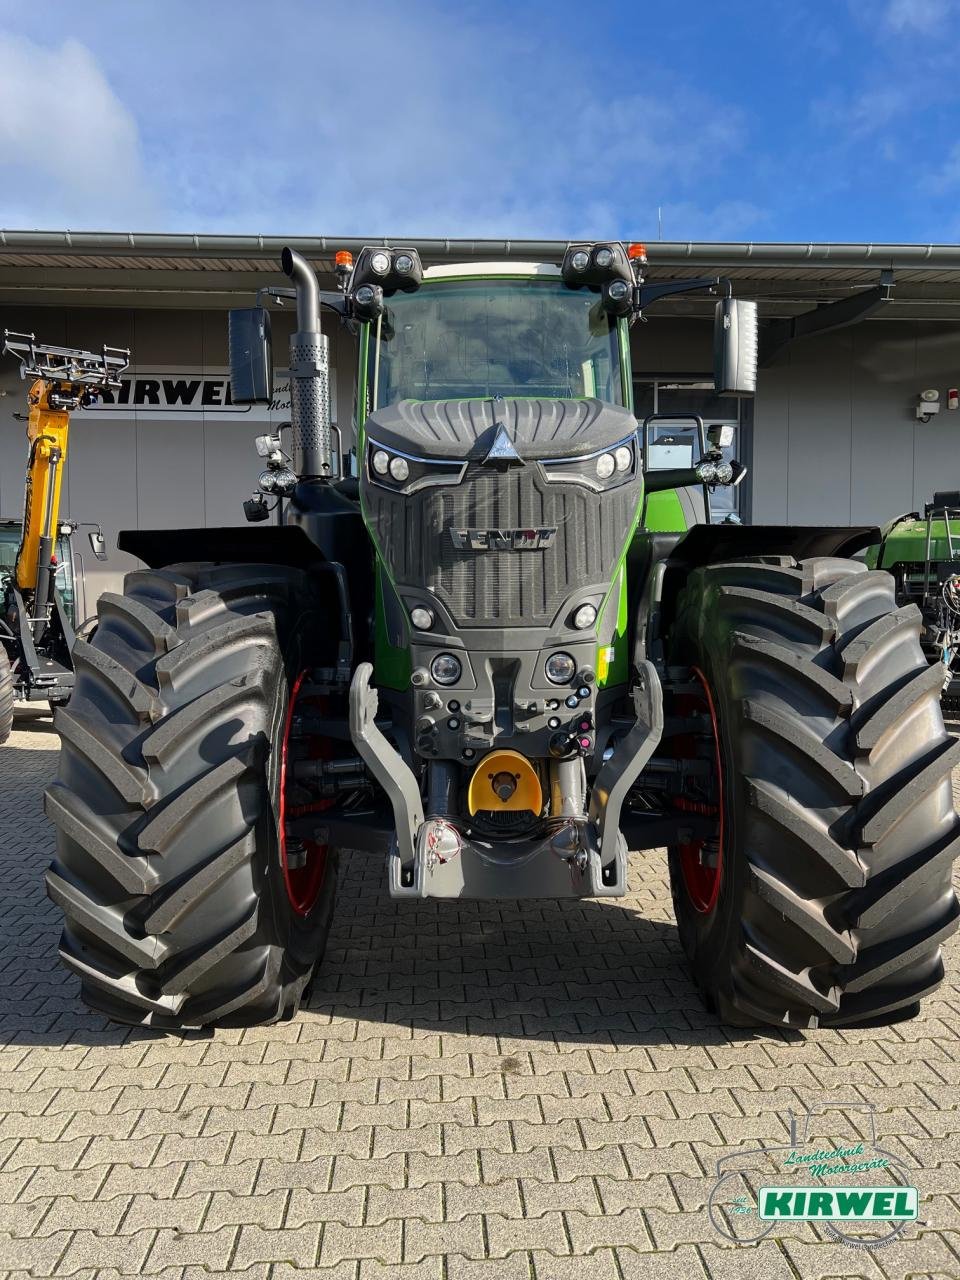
[[44, 242, 960, 1030], [869, 494, 960, 709]]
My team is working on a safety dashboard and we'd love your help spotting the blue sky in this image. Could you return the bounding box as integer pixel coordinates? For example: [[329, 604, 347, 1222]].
[[0, 0, 958, 242]]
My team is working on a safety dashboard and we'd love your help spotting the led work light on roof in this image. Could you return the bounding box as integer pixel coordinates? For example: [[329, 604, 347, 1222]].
[[349, 245, 424, 320], [561, 242, 636, 317], [352, 282, 384, 322]]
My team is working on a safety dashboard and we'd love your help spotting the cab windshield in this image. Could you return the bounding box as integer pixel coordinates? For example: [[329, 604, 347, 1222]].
[[370, 278, 624, 408]]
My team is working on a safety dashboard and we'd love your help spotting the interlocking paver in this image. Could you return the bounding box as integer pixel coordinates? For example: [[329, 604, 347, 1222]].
[[2, 715, 960, 1280]]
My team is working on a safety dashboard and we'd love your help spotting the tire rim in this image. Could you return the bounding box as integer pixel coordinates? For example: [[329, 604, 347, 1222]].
[[279, 669, 331, 916], [676, 666, 725, 914]]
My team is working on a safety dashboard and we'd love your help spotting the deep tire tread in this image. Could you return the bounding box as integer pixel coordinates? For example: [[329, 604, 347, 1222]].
[[45, 560, 338, 1029], [669, 554, 960, 1028], [0, 645, 16, 744]]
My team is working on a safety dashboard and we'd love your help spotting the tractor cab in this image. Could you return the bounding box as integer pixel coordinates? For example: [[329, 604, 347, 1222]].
[[361, 262, 628, 410], [0, 518, 79, 630]]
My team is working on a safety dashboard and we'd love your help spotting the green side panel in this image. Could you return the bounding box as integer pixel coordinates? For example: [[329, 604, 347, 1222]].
[[642, 490, 689, 533], [373, 565, 412, 690], [358, 322, 413, 690], [595, 563, 630, 689], [876, 518, 960, 567], [595, 480, 645, 689]]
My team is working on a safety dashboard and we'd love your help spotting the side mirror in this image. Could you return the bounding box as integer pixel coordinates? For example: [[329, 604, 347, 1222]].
[[714, 298, 758, 396], [229, 306, 272, 404], [88, 530, 107, 561]]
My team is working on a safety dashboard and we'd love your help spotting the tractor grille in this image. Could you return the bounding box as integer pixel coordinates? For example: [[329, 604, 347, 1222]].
[[365, 463, 640, 627]]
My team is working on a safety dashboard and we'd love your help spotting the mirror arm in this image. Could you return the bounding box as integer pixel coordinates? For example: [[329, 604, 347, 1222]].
[[318, 292, 349, 319], [644, 467, 704, 493], [256, 285, 348, 320], [636, 276, 727, 311]]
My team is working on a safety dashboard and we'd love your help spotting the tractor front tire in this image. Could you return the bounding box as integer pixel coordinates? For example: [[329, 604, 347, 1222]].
[[44, 562, 338, 1028], [0, 645, 13, 744], [667, 556, 960, 1028]]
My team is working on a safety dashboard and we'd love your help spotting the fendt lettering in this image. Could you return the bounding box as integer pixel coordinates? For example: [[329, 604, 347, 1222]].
[[450, 527, 558, 551], [41, 241, 960, 1032]]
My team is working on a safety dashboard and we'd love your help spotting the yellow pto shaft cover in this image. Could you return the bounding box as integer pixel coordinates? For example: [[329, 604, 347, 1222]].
[[467, 749, 543, 815]]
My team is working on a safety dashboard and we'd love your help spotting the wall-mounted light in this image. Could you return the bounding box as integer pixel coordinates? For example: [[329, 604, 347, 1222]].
[[917, 389, 940, 423]]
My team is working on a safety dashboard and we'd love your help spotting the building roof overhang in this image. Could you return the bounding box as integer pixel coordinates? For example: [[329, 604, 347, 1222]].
[[1, 231, 959, 318]]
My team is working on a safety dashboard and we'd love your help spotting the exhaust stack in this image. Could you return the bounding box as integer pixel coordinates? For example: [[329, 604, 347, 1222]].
[[281, 247, 335, 479]]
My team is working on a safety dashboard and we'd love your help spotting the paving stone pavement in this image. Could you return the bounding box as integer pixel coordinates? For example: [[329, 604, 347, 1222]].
[[1, 711, 959, 1279]]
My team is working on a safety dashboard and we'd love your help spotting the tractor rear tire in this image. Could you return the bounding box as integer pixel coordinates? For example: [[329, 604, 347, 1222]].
[[0, 645, 13, 744], [44, 562, 338, 1029], [667, 555, 960, 1028]]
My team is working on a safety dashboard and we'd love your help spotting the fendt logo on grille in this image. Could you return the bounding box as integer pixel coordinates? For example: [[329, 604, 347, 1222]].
[[450, 527, 558, 551]]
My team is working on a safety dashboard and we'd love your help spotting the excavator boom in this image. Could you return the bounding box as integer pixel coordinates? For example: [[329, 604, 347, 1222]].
[[2, 332, 127, 600], [0, 331, 129, 724]]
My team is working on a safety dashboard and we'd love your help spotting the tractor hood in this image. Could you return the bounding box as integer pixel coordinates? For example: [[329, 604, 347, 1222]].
[[364, 397, 638, 461]]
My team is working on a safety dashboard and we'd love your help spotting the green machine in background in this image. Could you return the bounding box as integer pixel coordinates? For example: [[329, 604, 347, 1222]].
[[869, 491, 960, 706]]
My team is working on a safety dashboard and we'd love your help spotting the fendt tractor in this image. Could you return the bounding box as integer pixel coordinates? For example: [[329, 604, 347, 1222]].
[[869, 494, 960, 709], [0, 333, 119, 741], [44, 243, 960, 1031]]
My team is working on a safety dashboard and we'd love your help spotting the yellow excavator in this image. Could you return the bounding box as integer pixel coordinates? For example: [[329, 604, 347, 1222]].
[[0, 332, 128, 741]]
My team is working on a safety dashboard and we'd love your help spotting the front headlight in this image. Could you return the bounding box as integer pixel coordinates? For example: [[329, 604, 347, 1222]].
[[540, 435, 638, 491], [366, 440, 466, 493], [431, 653, 462, 685]]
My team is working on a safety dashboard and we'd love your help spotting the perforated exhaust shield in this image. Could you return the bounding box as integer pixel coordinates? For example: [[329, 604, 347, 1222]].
[[289, 330, 333, 477]]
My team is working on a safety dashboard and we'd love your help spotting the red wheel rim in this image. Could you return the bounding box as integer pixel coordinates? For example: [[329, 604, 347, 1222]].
[[279, 670, 332, 916], [676, 666, 725, 915]]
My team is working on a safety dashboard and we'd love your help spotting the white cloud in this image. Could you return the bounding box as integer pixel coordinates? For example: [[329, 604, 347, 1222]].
[[884, 0, 957, 31], [0, 32, 159, 228], [0, 6, 767, 240]]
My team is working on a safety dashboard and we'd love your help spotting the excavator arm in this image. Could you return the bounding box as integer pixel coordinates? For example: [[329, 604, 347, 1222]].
[[17, 379, 69, 596], [2, 333, 128, 631]]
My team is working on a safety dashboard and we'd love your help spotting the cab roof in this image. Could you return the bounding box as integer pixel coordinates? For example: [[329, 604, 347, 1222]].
[[422, 261, 563, 282]]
